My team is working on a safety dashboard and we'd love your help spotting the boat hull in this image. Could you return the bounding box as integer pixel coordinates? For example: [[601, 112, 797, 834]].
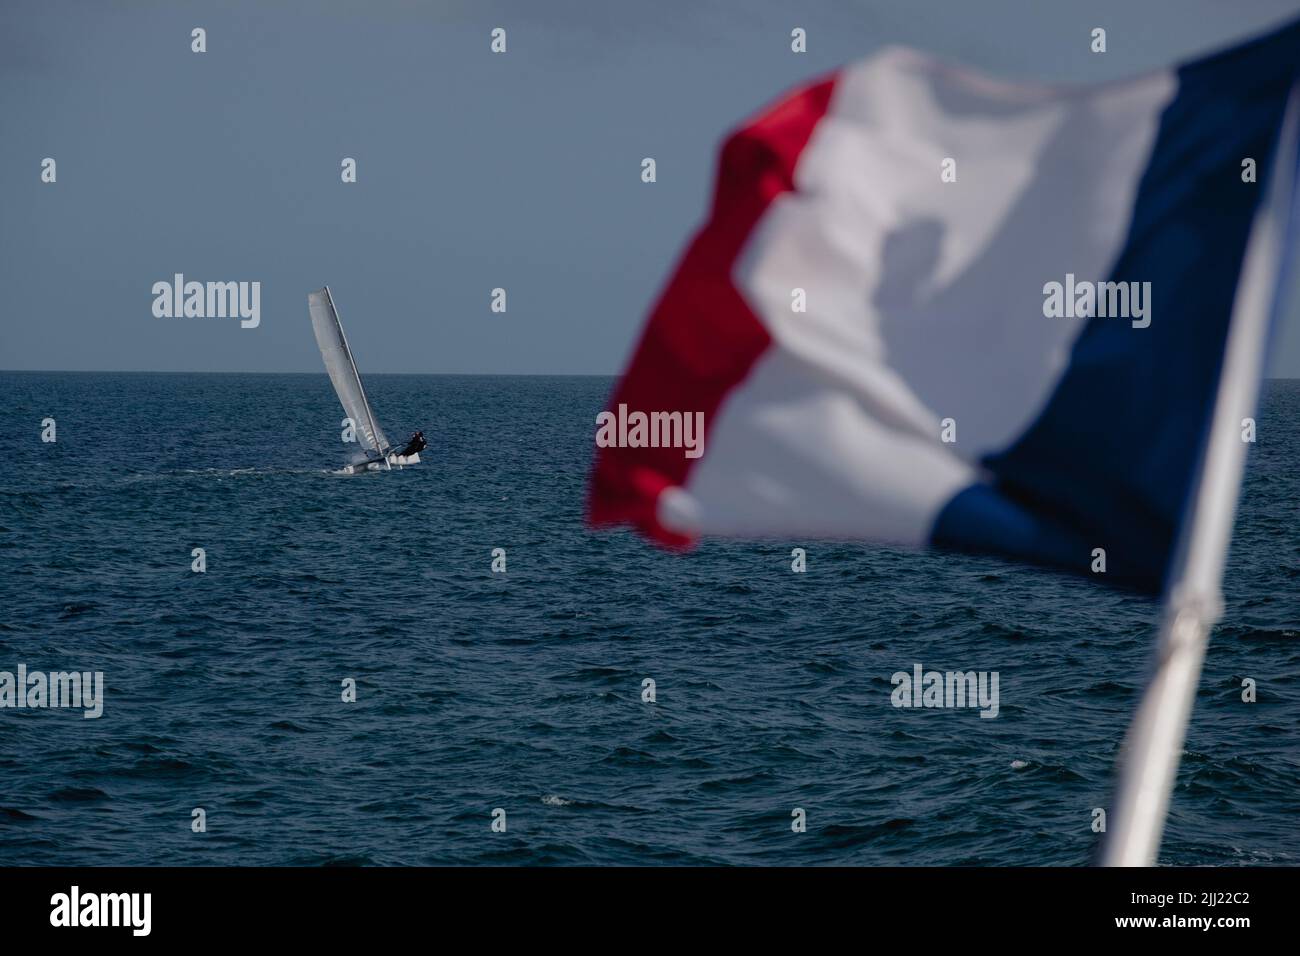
[[339, 452, 421, 475]]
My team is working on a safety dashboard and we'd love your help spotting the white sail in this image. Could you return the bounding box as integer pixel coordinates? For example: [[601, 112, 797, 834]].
[[307, 287, 390, 460]]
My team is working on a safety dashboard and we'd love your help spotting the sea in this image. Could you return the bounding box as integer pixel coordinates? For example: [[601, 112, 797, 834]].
[[0, 372, 1296, 866]]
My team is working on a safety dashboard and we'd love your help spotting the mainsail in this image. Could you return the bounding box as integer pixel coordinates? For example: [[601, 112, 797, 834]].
[[307, 287, 390, 461]]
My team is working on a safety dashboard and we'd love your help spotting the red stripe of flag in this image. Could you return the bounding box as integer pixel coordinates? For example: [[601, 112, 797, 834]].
[[586, 75, 839, 546]]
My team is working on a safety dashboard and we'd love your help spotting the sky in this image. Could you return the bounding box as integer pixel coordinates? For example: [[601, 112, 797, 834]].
[[4, 0, 1300, 375]]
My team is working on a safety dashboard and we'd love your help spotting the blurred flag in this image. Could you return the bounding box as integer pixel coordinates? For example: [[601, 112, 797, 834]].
[[588, 18, 1300, 592]]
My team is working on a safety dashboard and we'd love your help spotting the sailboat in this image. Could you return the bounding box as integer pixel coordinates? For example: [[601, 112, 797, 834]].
[[307, 286, 420, 475]]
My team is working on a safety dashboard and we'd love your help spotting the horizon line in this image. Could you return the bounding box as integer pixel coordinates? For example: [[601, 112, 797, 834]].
[[3, 369, 1299, 382], [0, 368, 618, 377]]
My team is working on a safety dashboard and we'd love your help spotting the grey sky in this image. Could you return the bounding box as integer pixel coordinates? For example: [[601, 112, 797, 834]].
[[4, 0, 1300, 375]]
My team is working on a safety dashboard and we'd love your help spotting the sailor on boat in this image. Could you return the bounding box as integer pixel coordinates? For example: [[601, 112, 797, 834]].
[[397, 431, 427, 458]]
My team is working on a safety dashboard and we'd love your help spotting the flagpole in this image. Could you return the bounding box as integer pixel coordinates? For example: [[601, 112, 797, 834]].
[[1102, 88, 1299, 867]]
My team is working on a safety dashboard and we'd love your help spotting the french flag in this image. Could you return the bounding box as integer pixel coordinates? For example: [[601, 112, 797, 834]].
[[588, 19, 1300, 594]]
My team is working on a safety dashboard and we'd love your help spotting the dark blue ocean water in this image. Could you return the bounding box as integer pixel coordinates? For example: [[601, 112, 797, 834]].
[[0, 372, 1296, 866]]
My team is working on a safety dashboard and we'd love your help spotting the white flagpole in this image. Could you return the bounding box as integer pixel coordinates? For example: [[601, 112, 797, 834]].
[[1102, 88, 1300, 867]]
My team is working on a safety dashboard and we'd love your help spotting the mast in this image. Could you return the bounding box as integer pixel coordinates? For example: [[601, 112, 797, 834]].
[[1102, 88, 1299, 866], [323, 285, 391, 470]]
